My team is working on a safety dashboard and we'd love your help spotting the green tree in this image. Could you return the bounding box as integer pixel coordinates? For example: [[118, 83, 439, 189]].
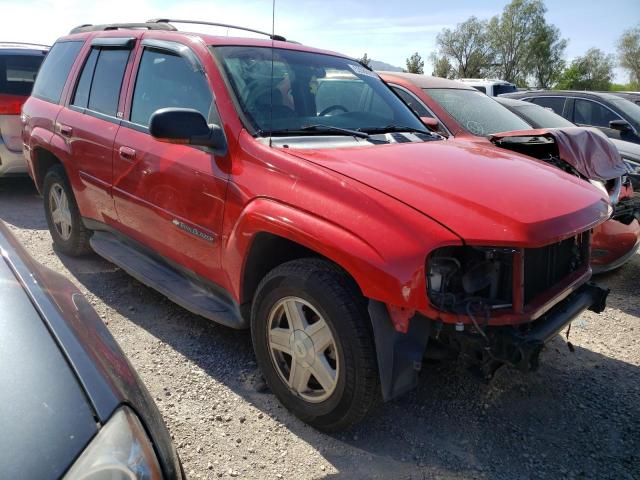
[[429, 53, 453, 78], [527, 23, 567, 88], [556, 48, 615, 90], [487, 0, 547, 83], [405, 52, 424, 74], [617, 25, 640, 88], [358, 53, 372, 68], [435, 16, 492, 78]]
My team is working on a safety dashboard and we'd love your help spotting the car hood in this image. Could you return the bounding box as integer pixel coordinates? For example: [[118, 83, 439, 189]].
[[0, 257, 97, 479], [283, 140, 610, 247]]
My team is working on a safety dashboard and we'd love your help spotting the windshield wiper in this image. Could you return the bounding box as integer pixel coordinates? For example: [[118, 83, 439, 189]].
[[359, 124, 432, 135], [300, 124, 370, 139], [267, 125, 368, 138]]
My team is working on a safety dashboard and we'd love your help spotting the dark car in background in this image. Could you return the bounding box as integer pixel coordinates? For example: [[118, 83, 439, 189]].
[[609, 91, 640, 106], [0, 42, 47, 176], [0, 220, 182, 479], [500, 90, 640, 145]]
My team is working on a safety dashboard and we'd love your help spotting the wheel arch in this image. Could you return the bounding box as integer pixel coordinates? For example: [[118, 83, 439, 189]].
[[226, 198, 390, 310], [31, 147, 64, 193]]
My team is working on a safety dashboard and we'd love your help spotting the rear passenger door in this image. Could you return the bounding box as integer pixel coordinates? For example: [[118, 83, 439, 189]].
[[56, 38, 134, 224], [113, 39, 229, 283]]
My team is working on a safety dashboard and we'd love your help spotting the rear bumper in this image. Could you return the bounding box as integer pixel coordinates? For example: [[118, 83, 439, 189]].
[[0, 142, 28, 176]]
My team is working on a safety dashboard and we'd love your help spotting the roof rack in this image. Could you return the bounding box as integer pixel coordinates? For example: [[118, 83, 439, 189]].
[[147, 18, 287, 42], [69, 23, 177, 34], [0, 41, 50, 49]]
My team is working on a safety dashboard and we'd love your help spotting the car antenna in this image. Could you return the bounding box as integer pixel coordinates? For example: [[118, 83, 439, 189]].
[[269, 0, 276, 147]]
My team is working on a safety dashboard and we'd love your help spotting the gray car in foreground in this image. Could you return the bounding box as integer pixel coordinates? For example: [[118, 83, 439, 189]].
[[0, 220, 182, 479]]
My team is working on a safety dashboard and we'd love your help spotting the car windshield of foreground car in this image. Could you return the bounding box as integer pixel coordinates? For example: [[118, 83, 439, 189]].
[[512, 104, 575, 128], [212, 46, 428, 137], [608, 97, 640, 125], [425, 88, 530, 136]]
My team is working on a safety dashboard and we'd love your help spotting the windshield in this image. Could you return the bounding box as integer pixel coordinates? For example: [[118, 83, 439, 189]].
[[609, 97, 640, 125], [511, 104, 574, 128], [213, 46, 427, 136], [425, 88, 530, 136]]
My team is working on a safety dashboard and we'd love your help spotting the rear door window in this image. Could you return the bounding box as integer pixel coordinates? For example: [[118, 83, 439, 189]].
[[87, 49, 130, 116], [130, 48, 213, 127], [71, 49, 99, 109], [32, 41, 83, 103], [529, 96, 566, 116], [0, 54, 45, 96], [573, 99, 621, 128]]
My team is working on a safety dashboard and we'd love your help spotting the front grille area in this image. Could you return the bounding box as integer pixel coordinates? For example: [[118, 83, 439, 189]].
[[523, 233, 589, 306]]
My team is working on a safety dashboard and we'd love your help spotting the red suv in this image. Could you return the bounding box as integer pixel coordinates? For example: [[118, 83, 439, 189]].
[[23, 20, 610, 431]]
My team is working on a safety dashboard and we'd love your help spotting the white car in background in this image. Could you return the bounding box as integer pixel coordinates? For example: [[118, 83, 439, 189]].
[[457, 78, 518, 97], [0, 42, 48, 177]]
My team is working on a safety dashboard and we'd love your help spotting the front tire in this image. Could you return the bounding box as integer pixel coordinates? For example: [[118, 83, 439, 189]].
[[251, 259, 379, 431], [43, 165, 92, 256]]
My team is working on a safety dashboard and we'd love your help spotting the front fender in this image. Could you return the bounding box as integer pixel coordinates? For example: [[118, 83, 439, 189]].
[[224, 197, 458, 316]]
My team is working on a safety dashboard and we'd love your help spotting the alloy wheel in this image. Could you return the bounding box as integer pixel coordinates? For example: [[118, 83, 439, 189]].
[[49, 183, 72, 241], [267, 296, 339, 403]]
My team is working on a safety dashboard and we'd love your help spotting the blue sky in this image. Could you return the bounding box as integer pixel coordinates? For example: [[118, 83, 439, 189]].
[[2, 0, 638, 82]]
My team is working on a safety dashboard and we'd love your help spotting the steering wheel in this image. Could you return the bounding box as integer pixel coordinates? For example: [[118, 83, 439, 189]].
[[319, 105, 349, 116]]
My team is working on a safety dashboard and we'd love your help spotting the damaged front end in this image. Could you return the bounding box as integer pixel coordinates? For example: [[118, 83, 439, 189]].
[[369, 235, 610, 401], [425, 237, 608, 379]]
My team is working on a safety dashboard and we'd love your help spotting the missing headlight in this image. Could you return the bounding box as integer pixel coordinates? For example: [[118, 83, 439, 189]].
[[427, 246, 515, 313]]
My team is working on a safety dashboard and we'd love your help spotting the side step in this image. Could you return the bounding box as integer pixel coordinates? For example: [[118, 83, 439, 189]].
[[90, 231, 247, 329]]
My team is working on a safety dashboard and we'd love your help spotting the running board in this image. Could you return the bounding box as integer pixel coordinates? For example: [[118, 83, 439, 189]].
[[89, 231, 247, 329]]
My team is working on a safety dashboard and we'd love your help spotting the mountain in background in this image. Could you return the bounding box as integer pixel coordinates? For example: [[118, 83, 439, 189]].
[[369, 60, 403, 72]]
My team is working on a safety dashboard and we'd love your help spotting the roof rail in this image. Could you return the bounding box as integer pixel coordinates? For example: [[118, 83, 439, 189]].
[[69, 23, 177, 34], [147, 18, 287, 42], [0, 41, 50, 49]]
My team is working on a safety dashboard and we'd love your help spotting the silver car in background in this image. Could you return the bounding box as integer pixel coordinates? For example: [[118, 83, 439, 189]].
[[0, 42, 47, 176]]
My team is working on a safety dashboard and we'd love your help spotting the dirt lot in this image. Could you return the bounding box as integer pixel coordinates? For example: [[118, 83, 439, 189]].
[[1, 177, 639, 480]]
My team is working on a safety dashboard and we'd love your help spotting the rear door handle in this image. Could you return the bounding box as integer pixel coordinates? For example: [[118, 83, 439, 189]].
[[119, 146, 136, 161], [59, 124, 73, 137]]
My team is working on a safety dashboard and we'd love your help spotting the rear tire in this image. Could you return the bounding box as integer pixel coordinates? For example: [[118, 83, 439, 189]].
[[251, 258, 379, 431], [43, 165, 92, 256]]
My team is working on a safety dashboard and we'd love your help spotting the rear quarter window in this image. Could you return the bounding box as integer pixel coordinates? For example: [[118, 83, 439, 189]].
[[0, 54, 45, 96], [31, 41, 83, 103]]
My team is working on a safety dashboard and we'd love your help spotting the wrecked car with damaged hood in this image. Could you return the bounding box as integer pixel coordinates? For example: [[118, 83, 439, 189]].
[[22, 22, 611, 431]]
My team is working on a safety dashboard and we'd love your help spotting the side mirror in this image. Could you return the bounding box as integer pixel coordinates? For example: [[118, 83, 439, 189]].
[[420, 116, 440, 131], [609, 119, 632, 133], [149, 108, 227, 155]]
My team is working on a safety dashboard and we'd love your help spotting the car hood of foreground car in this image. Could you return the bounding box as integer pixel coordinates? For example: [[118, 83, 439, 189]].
[[284, 139, 611, 247]]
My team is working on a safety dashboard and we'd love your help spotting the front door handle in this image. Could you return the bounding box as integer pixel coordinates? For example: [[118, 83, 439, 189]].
[[59, 124, 73, 137], [119, 146, 136, 161]]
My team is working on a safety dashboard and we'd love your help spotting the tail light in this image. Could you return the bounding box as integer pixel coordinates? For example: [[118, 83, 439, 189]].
[[0, 94, 27, 115]]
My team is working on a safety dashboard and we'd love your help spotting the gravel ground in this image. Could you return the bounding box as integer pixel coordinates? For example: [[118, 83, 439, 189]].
[[1, 177, 639, 480]]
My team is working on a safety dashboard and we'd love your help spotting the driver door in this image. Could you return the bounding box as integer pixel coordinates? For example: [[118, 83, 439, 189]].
[[113, 40, 229, 283]]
